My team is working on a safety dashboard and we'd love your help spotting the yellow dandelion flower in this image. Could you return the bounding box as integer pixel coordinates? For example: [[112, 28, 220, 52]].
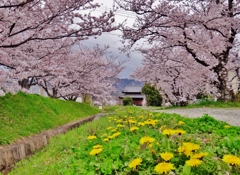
[[151, 121, 158, 126], [89, 148, 102, 155], [93, 144, 102, 149], [130, 126, 139, 132], [178, 121, 185, 125], [129, 116, 135, 119], [144, 119, 157, 126], [149, 121, 156, 126], [178, 146, 185, 153], [140, 136, 155, 145], [145, 119, 151, 122], [107, 127, 113, 130], [160, 152, 174, 161], [184, 150, 193, 157], [162, 129, 175, 136], [138, 122, 145, 126], [183, 142, 200, 151], [144, 120, 152, 125], [186, 159, 203, 167], [154, 162, 175, 174], [138, 116, 144, 119], [222, 155, 240, 166], [128, 119, 137, 124], [174, 129, 186, 135], [224, 125, 231, 128], [111, 128, 118, 132], [117, 124, 125, 128], [87, 135, 97, 140], [116, 119, 123, 123], [112, 132, 121, 138], [103, 138, 109, 142], [191, 152, 208, 159], [108, 135, 114, 139], [128, 158, 142, 170]]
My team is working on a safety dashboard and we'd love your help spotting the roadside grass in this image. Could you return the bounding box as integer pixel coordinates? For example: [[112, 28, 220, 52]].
[[8, 107, 240, 175], [158, 100, 240, 110], [103, 105, 123, 112], [0, 92, 101, 145], [185, 100, 240, 108]]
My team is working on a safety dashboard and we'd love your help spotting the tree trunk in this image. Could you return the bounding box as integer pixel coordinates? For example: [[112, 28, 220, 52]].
[[18, 78, 31, 89], [162, 97, 165, 109], [82, 94, 88, 103], [51, 88, 58, 98], [215, 70, 233, 102]]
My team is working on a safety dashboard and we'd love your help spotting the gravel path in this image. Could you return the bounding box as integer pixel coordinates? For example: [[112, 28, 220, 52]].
[[150, 108, 240, 126]]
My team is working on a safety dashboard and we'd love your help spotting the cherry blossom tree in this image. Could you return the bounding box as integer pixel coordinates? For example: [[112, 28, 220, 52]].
[[0, 0, 117, 92], [4, 38, 77, 90], [0, 0, 116, 49], [132, 46, 219, 105], [36, 45, 124, 104], [116, 0, 240, 101]]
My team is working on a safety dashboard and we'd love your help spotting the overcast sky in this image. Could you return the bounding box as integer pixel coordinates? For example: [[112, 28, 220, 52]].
[[80, 0, 143, 78]]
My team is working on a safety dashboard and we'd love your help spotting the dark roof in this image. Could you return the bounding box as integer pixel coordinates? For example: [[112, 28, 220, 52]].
[[122, 86, 142, 93]]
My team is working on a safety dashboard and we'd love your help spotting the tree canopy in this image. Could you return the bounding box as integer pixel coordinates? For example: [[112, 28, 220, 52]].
[[0, 0, 123, 104], [116, 0, 240, 103], [2, 0, 240, 104]]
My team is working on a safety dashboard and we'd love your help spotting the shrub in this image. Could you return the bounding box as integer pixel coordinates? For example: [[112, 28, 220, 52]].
[[234, 92, 240, 102], [196, 92, 209, 99], [122, 96, 133, 106], [142, 83, 162, 106]]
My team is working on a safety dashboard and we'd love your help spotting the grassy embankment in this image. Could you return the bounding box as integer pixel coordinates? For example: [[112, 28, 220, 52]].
[[0, 92, 101, 145], [7, 107, 240, 175]]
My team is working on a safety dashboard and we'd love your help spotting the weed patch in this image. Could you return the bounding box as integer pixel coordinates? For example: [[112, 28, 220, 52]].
[[8, 107, 240, 175]]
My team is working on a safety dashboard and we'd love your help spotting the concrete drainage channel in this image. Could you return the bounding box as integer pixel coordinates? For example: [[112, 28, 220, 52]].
[[0, 113, 110, 174]]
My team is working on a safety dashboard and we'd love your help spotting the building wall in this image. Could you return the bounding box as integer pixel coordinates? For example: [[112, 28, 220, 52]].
[[133, 98, 143, 106], [29, 85, 48, 97], [29, 85, 83, 102]]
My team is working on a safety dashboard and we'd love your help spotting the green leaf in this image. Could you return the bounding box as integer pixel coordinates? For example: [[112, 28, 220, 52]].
[[182, 164, 191, 175], [86, 171, 95, 175]]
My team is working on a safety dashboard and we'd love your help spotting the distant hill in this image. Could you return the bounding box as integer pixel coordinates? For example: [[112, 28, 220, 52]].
[[114, 78, 144, 92]]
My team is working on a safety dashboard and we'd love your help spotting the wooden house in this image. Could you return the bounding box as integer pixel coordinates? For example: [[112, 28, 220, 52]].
[[119, 86, 146, 106]]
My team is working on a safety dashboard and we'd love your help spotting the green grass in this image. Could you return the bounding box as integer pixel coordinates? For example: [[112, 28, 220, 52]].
[[158, 99, 240, 110], [185, 100, 240, 108], [8, 117, 110, 175], [102, 106, 124, 113], [8, 107, 240, 175], [0, 92, 101, 145]]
